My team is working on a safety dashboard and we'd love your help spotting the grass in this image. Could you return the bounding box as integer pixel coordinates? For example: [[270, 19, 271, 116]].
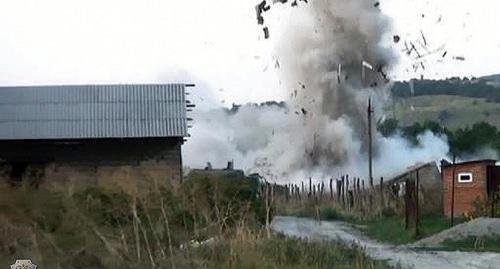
[[277, 199, 455, 246], [361, 215, 452, 245], [440, 237, 500, 252], [0, 178, 397, 268]]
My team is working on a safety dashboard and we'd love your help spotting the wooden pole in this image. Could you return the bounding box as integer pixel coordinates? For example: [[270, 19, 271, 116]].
[[380, 177, 384, 210], [451, 154, 456, 227], [415, 170, 420, 237], [368, 97, 374, 187]]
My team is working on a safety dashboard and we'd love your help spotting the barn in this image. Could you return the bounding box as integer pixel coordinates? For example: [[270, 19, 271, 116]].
[[0, 84, 192, 191], [442, 159, 500, 217]]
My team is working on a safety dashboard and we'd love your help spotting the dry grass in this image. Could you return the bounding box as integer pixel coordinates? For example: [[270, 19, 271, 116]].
[[0, 175, 395, 268]]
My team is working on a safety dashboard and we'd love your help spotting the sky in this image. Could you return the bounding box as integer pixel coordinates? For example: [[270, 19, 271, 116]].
[[0, 0, 499, 106]]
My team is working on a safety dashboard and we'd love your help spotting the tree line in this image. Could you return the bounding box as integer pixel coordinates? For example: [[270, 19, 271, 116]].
[[391, 78, 500, 102], [378, 119, 500, 157]]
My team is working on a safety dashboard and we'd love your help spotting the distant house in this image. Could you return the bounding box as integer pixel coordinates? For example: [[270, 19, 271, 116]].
[[0, 84, 192, 191], [441, 159, 500, 217]]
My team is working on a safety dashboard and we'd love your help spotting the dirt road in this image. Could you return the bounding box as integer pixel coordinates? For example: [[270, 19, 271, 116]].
[[271, 216, 500, 269]]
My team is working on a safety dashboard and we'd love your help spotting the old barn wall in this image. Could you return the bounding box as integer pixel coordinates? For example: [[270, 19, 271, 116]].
[[0, 138, 183, 194]]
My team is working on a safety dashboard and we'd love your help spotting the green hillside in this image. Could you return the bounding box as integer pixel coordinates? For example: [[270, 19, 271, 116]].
[[388, 95, 500, 130]]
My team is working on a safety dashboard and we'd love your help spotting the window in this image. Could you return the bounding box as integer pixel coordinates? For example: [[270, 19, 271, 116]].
[[457, 172, 473, 183]]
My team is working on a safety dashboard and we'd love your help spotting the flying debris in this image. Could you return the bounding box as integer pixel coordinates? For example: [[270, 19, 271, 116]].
[[301, 108, 308, 115], [442, 51, 448, 58], [275, 59, 280, 69], [373, 2, 380, 8], [361, 60, 374, 82], [255, 1, 270, 25], [362, 61, 374, 70], [337, 63, 342, 83], [420, 30, 427, 46], [393, 35, 400, 43], [263, 27, 270, 39], [453, 56, 465, 61]]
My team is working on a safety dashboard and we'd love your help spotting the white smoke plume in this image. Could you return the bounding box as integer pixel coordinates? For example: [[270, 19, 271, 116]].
[[184, 0, 451, 183]]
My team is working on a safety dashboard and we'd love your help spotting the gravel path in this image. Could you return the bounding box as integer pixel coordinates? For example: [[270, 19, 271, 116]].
[[411, 218, 500, 248], [271, 216, 500, 269]]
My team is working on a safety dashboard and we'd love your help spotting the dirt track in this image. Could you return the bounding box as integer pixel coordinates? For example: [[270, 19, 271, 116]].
[[271, 216, 500, 269]]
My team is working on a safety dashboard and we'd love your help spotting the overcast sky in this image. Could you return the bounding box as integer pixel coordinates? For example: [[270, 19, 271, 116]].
[[0, 0, 499, 105]]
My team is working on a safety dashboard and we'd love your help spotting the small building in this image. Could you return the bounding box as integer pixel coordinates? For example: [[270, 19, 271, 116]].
[[0, 84, 192, 192], [441, 159, 500, 217], [386, 161, 442, 214]]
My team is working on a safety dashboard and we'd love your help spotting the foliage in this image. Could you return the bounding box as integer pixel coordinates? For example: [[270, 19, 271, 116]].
[[362, 215, 450, 245], [377, 119, 500, 158], [0, 176, 396, 268]]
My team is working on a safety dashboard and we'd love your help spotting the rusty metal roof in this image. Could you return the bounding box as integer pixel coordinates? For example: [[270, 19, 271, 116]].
[[0, 84, 189, 140]]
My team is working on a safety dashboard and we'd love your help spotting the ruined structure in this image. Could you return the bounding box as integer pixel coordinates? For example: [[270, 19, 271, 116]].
[[0, 84, 192, 192]]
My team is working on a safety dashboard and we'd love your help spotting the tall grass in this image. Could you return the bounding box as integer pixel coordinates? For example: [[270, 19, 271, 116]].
[[0, 175, 395, 268]]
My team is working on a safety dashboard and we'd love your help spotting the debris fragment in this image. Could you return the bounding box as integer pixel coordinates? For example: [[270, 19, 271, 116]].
[[301, 108, 307, 115], [362, 60, 374, 70], [420, 30, 427, 46], [453, 56, 465, 61], [337, 63, 342, 83], [374, 2, 380, 8], [442, 51, 448, 58], [263, 27, 270, 39], [393, 35, 400, 43], [275, 59, 280, 69], [255, 1, 270, 25]]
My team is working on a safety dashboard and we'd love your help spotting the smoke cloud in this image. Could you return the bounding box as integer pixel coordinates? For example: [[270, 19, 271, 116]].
[[184, 0, 451, 183]]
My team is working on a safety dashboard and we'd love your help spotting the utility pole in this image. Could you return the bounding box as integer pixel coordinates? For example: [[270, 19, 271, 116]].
[[450, 153, 456, 227], [368, 97, 374, 187]]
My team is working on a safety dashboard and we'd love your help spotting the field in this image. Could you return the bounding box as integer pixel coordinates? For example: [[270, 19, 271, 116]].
[[0, 176, 395, 269], [388, 95, 500, 129]]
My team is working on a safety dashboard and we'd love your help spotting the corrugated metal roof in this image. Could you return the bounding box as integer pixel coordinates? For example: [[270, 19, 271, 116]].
[[0, 84, 189, 140]]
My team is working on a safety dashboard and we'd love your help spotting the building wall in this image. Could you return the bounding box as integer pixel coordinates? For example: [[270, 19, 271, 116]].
[[0, 138, 183, 195], [418, 164, 443, 215], [442, 162, 493, 217]]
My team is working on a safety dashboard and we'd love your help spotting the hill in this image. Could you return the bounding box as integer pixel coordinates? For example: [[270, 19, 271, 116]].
[[388, 95, 500, 130]]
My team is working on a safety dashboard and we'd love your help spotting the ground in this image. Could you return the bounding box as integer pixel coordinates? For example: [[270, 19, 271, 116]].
[[272, 216, 500, 269]]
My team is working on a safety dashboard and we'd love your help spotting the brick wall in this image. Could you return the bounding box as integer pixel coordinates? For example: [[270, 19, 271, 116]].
[[442, 161, 494, 217]]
